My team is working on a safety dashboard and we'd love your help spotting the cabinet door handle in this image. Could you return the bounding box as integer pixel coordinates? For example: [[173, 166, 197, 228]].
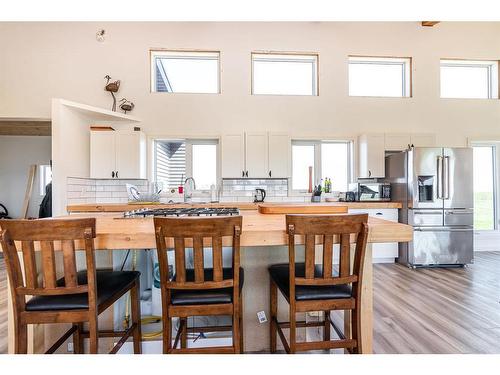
[[111, 171, 115, 178], [115, 171, 118, 178], [368, 170, 372, 177], [245, 171, 248, 177], [375, 212, 383, 216], [269, 170, 272, 177], [242, 170, 245, 178]]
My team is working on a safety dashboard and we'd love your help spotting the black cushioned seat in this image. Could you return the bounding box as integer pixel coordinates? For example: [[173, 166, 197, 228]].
[[268, 263, 352, 301], [25, 270, 140, 311], [170, 267, 244, 306]]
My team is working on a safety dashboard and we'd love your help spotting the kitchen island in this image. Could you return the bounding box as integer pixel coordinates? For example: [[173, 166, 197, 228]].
[[5, 208, 412, 354]]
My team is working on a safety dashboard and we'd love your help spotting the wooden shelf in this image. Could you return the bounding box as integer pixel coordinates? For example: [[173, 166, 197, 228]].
[[56, 99, 141, 123]]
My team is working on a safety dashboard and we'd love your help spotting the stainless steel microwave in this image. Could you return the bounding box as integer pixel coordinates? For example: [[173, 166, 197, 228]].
[[348, 182, 391, 201]]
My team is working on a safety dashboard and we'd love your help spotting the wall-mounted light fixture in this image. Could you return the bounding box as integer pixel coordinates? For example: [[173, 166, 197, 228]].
[[96, 29, 105, 42]]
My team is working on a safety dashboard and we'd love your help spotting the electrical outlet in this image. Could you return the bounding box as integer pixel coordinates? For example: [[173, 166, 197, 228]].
[[67, 342, 74, 353], [257, 311, 267, 323]]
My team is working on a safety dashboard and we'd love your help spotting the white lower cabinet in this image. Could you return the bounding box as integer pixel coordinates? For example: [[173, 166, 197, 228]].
[[349, 208, 399, 262]]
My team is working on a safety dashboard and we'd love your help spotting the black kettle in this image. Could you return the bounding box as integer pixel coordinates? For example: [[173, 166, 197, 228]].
[[254, 188, 266, 203]]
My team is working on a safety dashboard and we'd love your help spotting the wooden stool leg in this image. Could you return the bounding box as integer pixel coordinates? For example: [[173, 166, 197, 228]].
[[232, 302, 241, 354], [15, 320, 28, 354], [163, 314, 172, 354], [180, 318, 187, 349], [130, 280, 142, 354], [73, 323, 84, 354], [88, 314, 99, 354], [289, 306, 296, 354], [239, 295, 244, 353], [351, 307, 361, 354], [270, 280, 277, 353], [324, 310, 330, 342]]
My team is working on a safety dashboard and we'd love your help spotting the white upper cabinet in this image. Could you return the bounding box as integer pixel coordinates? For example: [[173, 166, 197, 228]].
[[221, 134, 245, 178], [221, 132, 291, 178], [385, 133, 436, 151], [359, 132, 437, 179], [115, 132, 147, 179], [90, 130, 146, 179], [245, 132, 268, 178], [90, 131, 116, 179], [384, 133, 411, 151], [410, 133, 436, 148], [268, 133, 290, 178], [358, 134, 385, 178]]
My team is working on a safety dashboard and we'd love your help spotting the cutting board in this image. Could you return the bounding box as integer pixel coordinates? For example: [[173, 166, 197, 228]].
[[258, 203, 348, 214]]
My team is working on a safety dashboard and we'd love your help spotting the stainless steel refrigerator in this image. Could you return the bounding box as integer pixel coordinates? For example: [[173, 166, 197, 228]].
[[385, 147, 474, 267]]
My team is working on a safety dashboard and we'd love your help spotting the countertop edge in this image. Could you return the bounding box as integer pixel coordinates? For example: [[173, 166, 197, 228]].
[[67, 201, 403, 212]]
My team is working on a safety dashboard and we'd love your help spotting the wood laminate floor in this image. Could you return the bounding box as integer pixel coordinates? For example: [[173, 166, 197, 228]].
[[1, 252, 500, 354]]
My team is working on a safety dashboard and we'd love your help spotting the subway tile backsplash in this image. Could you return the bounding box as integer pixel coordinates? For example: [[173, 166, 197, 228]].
[[66, 177, 148, 205], [67, 177, 319, 206], [221, 178, 288, 199]]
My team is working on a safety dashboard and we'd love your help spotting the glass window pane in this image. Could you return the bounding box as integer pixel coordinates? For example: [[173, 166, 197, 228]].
[[321, 143, 349, 191], [473, 146, 495, 230], [252, 54, 317, 96], [441, 65, 490, 99], [155, 141, 186, 189], [192, 144, 217, 190], [153, 51, 219, 93], [39, 165, 52, 195], [292, 144, 315, 190], [348, 57, 410, 97]]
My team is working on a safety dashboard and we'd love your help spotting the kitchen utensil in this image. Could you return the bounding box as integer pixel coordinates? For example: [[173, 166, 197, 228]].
[[254, 188, 266, 203]]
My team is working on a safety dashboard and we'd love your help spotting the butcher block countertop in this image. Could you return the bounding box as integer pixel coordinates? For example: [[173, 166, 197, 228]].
[[41, 209, 412, 250], [66, 201, 402, 213]]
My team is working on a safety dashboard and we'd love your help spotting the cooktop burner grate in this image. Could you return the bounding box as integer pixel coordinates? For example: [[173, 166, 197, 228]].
[[123, 207, 240, 218]]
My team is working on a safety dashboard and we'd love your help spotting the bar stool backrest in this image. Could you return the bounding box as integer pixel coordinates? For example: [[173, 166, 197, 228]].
[[154, 216, 243, 291], [0, 218, 98, 312], [285, 214, 369, 299]]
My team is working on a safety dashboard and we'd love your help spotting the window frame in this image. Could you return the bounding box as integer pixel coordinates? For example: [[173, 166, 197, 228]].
[[152, 137, 220, 192], [150, 49, 221, 94], [251, 52, 319, 96], [39, 164, 52, 196], [440, 59, 499, 99], [290, 139, 353, 194], [471, 141, 498, 232], [348, 55, 412, 98]]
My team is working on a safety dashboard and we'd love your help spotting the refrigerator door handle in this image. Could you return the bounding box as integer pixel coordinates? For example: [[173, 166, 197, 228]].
[[443, 156, 450, 199], [437, 155, 443, 199], [413, 211, 443, 215]]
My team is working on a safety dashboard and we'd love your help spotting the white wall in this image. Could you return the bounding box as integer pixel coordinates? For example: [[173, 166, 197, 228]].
[[1, 22, 500, 147], [0, 136, 51, 218]]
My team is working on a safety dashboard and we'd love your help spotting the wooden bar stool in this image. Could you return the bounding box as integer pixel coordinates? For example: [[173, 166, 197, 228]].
[[154, 216, 243, 354], [0, 218, 142, 354], [268, 214, 369, 354]]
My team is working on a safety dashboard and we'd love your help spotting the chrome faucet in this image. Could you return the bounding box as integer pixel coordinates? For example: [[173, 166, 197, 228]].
[[184, 177, 196, 203]]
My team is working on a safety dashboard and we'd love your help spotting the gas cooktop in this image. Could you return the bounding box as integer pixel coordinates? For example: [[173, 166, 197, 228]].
[[123, 207, 240, 218]]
